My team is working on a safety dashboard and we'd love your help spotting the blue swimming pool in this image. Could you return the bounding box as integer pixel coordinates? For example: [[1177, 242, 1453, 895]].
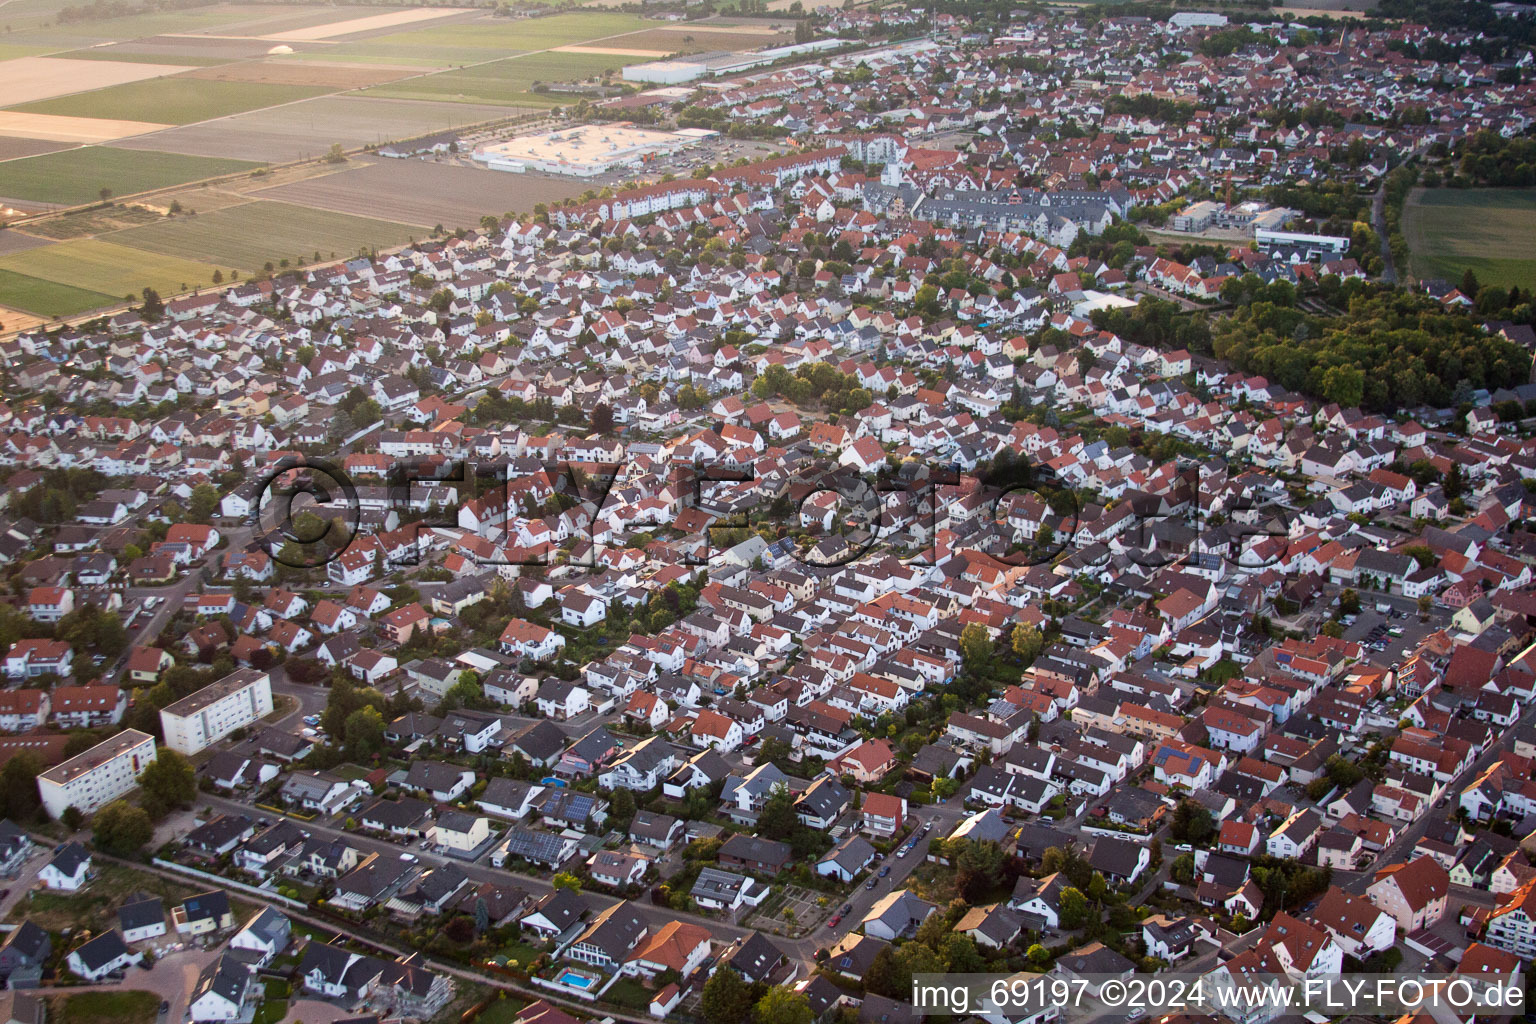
[[559, 971, 597, 990]]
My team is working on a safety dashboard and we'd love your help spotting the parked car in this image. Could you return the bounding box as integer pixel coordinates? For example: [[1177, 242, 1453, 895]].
[[865, 878, 877, 889], [879, 866, 891, 877]]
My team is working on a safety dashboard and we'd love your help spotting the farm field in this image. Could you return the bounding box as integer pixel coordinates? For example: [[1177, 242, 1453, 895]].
[[0, 237, 224, 298], [0, 55, 192, 107], [109, 95, 517, 162], [109, 199, 420, 271], [362, 50, 632, 106], [54, 50, 236, 65], [178, 60, 417, 88], [0, 268, 116, 317], [0, 136, 69, 161], [260, 6, 475, 41], [0, 146, 262, 205], [0, 229, 54, 254], [253, 157, 589, 226], [7, 77, 334, 125], [1403, 187, 1536, 290], [60, 34, 297, 62], [325, 11, 654, 62], [602, 26, 794, 52]]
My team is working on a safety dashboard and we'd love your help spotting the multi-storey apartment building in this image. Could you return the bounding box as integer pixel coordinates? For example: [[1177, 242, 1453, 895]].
[[159, 668, 274, 756], [36, 729, 157, 819]]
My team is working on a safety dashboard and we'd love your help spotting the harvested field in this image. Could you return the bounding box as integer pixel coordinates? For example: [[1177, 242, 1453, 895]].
[[109, 198, 419, 271], [53, 49, 234, 66], [253, 157, 588, 226], [602, 27, 792, 52], [362, 50, 628, 106], [0, 230, 52, 255], [0, 146, 261, 205], [550, 45, 672, 57], [333, 11, 653, 62], [177, 60, 415, 88], [261, 7, 476, 41], [0, 137, 71, 161], [0, 55, 191, 107], [8, 78, 334, 125], [170, 4, 385, 38], [110, 95, 515, 162], [64, 34, 297, 60], [0, 112, 171, 144], [0, 237, 225, 297], [0, 304, 51, 335], [0, 268, 116, 317]]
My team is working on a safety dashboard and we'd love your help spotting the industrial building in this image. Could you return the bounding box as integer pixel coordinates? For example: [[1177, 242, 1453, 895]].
[[623, 38, 850, 84]]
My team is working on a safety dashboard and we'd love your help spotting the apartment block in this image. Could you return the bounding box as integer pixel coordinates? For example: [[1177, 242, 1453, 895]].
[[37, 729, 157, 819], [159, 668, 274, 756]]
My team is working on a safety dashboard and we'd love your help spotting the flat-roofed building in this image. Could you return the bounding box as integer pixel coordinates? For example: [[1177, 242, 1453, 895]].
[[160, 668, 274, 756], [37, 728, 156, 819]]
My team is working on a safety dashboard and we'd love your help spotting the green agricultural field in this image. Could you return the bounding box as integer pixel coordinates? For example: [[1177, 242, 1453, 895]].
[[0, 147, 262, 205], [0, 269, 116, 317], [7, 78, 332, 125], [55, 49, 235, 65], [110, 199, 420, 271], [1403, 187, 1536, 290], [0, 238, 224, 300], [331, 11, 652, 62], [362, 50, 633, 106]]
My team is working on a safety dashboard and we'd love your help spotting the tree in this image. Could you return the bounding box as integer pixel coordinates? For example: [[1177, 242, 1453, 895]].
[[701, 964, 755, 1024], [1011, 622, 1043, 664], [1170, 799, 1215, 844], [188, 483, 220, 524], [1026, 943, 1050, 966], [954, 839, 1006, 900], [139, 287, 164, 321], [758, 783, 798, 838], [0, 753, 42, 823], [61, 806, 83, 832], [92, 800, 153, 856], [552, 872, 583, 891], [343, 706, 385, 759], [1170, 852, 1196, 885], [1059, 886, 1089, 929], [609, 787, 637, 830], [754, 986, 813, 1024], [137, 749, 196, 817], [325, 142, 346, 164], [960, 622, 992, 671], [590, 403, 614, 434]]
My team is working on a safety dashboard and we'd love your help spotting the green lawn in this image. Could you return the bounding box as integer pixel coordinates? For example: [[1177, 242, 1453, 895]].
[[0, 268, 117, 317], [1403, 186, 1536, 290], [110, 199, 420, 272], [0, 238, 224, 300], [476, 997, 529, 1024], [50, 990, 159, 1024], [0, 147, 262, 205], [361, 50, 631, 106], [8, 78, 333, 124]]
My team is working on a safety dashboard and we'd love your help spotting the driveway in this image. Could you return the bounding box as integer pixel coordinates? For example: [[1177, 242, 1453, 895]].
[[7, 947, 219, 1023], [282, 999, 358, 1024]]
